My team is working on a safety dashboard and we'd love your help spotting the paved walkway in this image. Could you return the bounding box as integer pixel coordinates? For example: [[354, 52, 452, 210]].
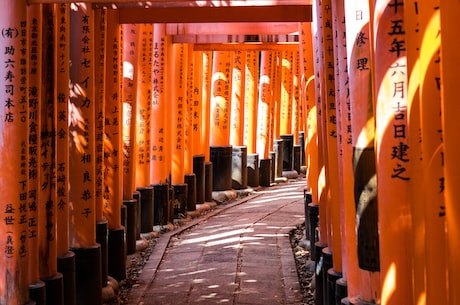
[[125, 178, 307, 305]]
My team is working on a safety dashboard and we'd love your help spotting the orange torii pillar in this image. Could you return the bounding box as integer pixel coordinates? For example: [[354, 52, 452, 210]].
[[229, 50, 247, 190], [319, 0, 344, 303], [311, 0, 329, 273], [417, 3, 447, 304], [135, 23, 153, 188], [98, 8, 125, 283], [104, 8, 126, 265], [0, 1, 31, 304], [27, 4, 45, 304], [201, 51, 213, 201], [230, 50, 245, 148], [343, 0, 380, 303], [404, 3, 426, 305], [171, 43, 187, 186], [54, 4, 76, 305], [256, 51, 274, 187], [122, 23, 138, 199], [440, 1, 460, 304], [171, 43, 189, 217], [69, 4, 102, 305], [190, 50, 206, 205], [331, 0, 354, 302], [39, 4, 65, 304], [150, 24, 169, 185], [299, 21, 320, 255], [372, 0, 413, 304], [291, 51, 302, 174], [244, 50, 260, 187], [210, 51, 233, 191], [94, 7, 110, 288]]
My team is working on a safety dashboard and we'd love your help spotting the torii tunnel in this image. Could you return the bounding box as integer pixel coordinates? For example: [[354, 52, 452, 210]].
[[1, 0, 460, 305]]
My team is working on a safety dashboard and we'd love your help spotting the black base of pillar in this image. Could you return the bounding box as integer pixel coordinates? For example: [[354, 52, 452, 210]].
[[259, 158, 271, 187], [294, 145, 301, 173], [153, 183, 169, 226], [322, 247, 334, 305], [269, 151, 275, 183], [184, 173, 197, 212], [273, 140, 284, 178], [132, 191, 141, 239], [336, 278, 348, 305], [42, 273, 64, 305], [193, 154, 206, 204], [327, 268, 342, 305], [137, 186, 154, 233], [247, 153, 259, 187], [205, 162, 213, 202], [70, 245, 102, 305], [308, 204, 319, 259], [29, 280, 46, 305], [96, 220, 108, 287], [124, 199, 138, 255], [314, 242, 327, 305], [108, 227, 126, 281], [232, 146, 248, 190], [57, 251, 76, 305], [173, 183, 188, 217], [210, 145, 233, 191]]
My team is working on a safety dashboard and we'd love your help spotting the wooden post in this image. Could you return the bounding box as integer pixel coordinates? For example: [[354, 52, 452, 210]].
[[343, 0, 381, 303], [291, 51, 301, 145], [299, 22, 318, 203], [27, 4, 43, 299], [0, 2, 31, 303], [191, 50, 204, 157], [440, 1, 460, 304], [256, 51, 274, 159], [171, 43, 187, 185], [230, 50, 245, 147], [404, 1, 425, 304], [244, 51, 259, 154], [150, 24, 169, 184], [210, 51, 232, 146], [332, 0, 353, 301], [184, 44, 194, 175], [54, 4, 76, 305], [372, 0, 413, 304], [279, 50, 293, 136], [69, 3, 102, 304], [122, 23, 138, 199], [135, 23, 153, 187], [202, 51, 212, 162]]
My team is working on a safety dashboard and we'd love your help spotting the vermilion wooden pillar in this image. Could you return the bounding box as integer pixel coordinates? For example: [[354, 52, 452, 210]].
[[191, 51, 205, 157], [256, 51, 274, 159], [40, 4, 65, 303], [272, 52, 282, 141], [417, 3, 447, 304], [244, 51, 259, 154], [184, 44, 194, 175], [404, 1, 425, 304], [150, 24, 169, 184], [319, 0, 343, 280], [122, 23, 138, 199], [299, 22, 318, 203], [171, 43, 187, 185], [291, 51, 300, 145], [135, 24, 153, 187], [202, 51, 212, 162], [332, 0, 353, 301], [54, 4, 76, 305], [27, 4, 44, 302], [343, 0, 380, 303], [279, 50, 293, 136], [210, 51, 232, 146], [372, 0, 413, 304], [440, 2, 460, 304], [230, 50, 245, 147], [0, 1, 30, 304], [69, 4, 102, 304]]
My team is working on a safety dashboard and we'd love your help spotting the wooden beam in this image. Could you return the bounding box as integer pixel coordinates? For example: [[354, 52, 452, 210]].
[[118, 5, 312, 23], [193, 42, 299, 52], [166, 22, 300, 36]]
